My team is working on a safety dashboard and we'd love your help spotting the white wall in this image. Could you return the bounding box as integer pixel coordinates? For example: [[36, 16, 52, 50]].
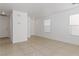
[[10, 11, 13, 41], [27, 17, 31, 38], [10, 10, 28, 43], [0, 16, 10, 38], [35, 6, 79, 45], [27, 17, 35, 37], [30, 18, 36, 35], [27, 16, 37, 38]]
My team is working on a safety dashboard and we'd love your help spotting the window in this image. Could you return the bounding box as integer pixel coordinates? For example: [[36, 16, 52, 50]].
[[44, 19, 51, 32], [70, 14, 79, 35]]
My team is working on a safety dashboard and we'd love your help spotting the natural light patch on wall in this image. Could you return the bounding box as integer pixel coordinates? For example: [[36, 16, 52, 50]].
[[70, 14, 79, 35]]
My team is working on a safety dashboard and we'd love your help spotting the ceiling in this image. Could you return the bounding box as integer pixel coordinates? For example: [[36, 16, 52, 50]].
[[0, 3, 79, 18]]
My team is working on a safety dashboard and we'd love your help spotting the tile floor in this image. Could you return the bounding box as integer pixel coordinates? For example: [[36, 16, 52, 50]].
[[0, 36, 79, 56]]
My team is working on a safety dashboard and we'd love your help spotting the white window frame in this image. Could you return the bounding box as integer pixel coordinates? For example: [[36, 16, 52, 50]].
[[70, 14, 79, 36], [43, 19, 51, 32]]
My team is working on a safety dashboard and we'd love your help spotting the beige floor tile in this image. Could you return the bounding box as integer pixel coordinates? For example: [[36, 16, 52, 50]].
[[0, 36, 79, 56]]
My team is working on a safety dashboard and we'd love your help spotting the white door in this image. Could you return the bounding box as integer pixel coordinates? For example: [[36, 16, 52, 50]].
[[12, 10, 27, 43]]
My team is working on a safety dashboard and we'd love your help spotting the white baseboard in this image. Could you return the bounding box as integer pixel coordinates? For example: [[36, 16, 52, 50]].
[[12, 39, 28, 44]]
